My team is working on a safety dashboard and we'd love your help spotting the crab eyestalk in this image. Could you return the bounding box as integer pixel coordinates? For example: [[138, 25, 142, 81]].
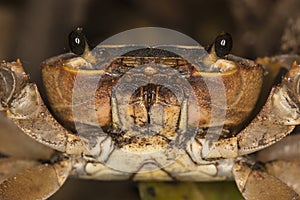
[[68, 27, 96, 64], [204, 32, 233, 63], [68, 27, 90, 56], [203, 32, 235, 73]]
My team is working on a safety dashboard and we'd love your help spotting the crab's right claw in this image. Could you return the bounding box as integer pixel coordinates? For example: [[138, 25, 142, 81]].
[[0, 158, 72, 200], [0, 61, 87, 155], [233, 159, 300, 200]]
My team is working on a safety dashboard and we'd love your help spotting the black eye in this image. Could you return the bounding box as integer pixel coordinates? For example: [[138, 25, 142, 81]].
[[68, 28, 87, 55], [214, 32, 232, 57]]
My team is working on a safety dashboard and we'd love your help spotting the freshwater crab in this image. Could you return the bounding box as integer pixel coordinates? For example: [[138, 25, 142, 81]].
[[1, 27, 300, 200]]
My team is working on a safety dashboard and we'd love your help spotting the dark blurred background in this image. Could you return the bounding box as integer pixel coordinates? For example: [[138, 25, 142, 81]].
[[0, 0, 299, 199]]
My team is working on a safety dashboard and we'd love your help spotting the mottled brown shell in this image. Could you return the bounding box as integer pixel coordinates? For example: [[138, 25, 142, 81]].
[[42, 50, 263, 137]]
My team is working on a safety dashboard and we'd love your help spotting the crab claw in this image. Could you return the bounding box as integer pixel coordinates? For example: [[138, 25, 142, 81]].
[[286, 61, 300, 99], [233, 159, 300, 200], [0, 158, 72, 200], [237, 61, 300, 155], [0, 60, 87, 155], [0, 60, 29, 111], [272, 61, 300, 125]]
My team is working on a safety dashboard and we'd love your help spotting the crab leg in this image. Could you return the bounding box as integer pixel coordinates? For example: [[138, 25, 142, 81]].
[[0, 158, 72, 200], [0, 158, 39, 183], [256, 133, 300, 195], [234, 133, 300, 198], [264, 159, 300, 196], [237, 61, 300, 155], [0, 61, 87, 155], [233, 159, 300, 200], [0, 112, 54, 159], [257, 133, 300, 162]]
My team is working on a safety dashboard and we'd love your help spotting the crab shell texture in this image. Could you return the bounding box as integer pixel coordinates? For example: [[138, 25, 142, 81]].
[[41, 47, 263, 137]]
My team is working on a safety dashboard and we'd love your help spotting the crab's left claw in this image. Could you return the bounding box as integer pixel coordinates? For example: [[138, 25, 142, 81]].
[[0, 158, 72, 200], [233, 159, 300, 200]]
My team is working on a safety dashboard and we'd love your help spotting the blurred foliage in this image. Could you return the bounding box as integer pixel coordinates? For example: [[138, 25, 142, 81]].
[[139, 181, 244, 200]]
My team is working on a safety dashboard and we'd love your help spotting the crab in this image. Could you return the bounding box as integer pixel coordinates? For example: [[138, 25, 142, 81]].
[[1, 27, 300, 200]]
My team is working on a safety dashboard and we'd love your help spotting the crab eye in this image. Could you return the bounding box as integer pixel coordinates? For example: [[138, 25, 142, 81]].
[[214, 32, 232, 57], [68, 28, 87, 55]]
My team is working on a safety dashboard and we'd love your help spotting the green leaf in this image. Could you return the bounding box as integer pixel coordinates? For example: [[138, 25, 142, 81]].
[[139, 181, 244, 200]]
